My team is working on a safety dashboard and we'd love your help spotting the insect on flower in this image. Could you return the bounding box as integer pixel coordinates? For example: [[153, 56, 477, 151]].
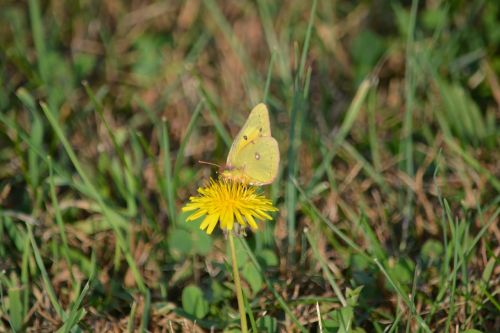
[[182, 178, 278, 235]]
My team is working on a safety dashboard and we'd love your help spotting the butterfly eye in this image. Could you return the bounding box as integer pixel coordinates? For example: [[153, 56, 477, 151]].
[[259, 128, 262, 132], [243, 135, 248, 140], [254, 153, 260, 160]]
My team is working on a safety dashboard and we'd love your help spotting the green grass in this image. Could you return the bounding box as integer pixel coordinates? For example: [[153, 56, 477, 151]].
[[1, 0, 499, 332]]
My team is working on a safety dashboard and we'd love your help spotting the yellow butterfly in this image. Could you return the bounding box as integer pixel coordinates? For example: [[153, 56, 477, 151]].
[[221, 103, 279, 185]]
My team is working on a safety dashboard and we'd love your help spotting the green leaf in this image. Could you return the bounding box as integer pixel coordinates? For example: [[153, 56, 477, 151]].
[[210, 280, 231, 303], [345, 286, 363, 307], [322, 287, 361, 331], [8, 285, 23, 331], [256, 316, 277, 333], [481, 257, 495, 284], [350, 30, 385, 82], [324, 306, 354, 333], [387, 257, 415, 287], [421, 239, 444, 263], [183, 213, 213, 256], [256, 249, 278, 267], [168, 229, 193, 258], [192, 230, 213, 256], [181, 285, 209, 319], [132, 35, 167, 82], [73, 53, 96, 78], [242, 262, 263, 294]]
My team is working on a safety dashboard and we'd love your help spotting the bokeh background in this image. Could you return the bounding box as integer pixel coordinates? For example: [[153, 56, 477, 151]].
[[1, 0, 499, 332]]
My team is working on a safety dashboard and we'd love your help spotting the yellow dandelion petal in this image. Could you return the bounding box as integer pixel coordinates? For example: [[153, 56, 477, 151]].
[[186, 208, 208, 221], [199, 214, 213, 230], [254, 209, 272, 220], [244, 213, 258, 230], [234, 209, 246, 227], [182, 202, 200, 212], [181, 178, 278, 235], [206, 217, 219, 234], [200, 213, 219, 234], [223, 206, 235, 230], [219, 207, 228, 229]]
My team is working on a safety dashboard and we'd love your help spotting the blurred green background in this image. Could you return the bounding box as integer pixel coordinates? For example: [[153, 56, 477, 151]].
[[0, 0, 499, 332]]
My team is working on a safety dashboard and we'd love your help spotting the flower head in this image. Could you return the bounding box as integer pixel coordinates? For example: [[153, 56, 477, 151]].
[[182, 178, 278, 235]]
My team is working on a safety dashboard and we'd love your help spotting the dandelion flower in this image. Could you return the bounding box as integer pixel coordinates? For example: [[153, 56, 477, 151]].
[[182, 178, 278, 235]]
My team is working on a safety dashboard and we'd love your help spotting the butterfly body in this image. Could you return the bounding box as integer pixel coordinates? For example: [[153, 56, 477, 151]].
[[222, 103, 279, 185]]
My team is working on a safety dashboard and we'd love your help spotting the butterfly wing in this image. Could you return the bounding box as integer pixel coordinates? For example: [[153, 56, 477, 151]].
[[224, 103, 279, 185], [228, 136, 279, 185], [226, 103, 271, 166]]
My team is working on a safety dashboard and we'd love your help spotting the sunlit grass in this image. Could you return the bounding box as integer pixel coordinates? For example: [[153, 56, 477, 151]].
[[0, 0, 499, 332]]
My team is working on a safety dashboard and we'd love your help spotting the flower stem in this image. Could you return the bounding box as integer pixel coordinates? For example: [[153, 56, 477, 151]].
[[228, 232, 248, 333]]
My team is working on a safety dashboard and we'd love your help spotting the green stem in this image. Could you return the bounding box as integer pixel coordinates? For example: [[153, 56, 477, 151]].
[[228, 232, 248, 333]]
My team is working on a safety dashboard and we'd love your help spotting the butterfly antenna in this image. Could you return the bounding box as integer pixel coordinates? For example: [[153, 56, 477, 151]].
[[198, 160, 221, 169]]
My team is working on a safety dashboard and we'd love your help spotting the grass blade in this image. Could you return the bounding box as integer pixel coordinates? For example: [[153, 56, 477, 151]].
[[27, 224, 65, 319], [160, 119, 177, 224], [308, 78, 372, 188], [48, 157, 75, 285], [40, 102, 147, 293], [304, 228, 347, 306], [28, 0, 48, 84], [240, 239, 307, 333], [173, 100, 204, 183]]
